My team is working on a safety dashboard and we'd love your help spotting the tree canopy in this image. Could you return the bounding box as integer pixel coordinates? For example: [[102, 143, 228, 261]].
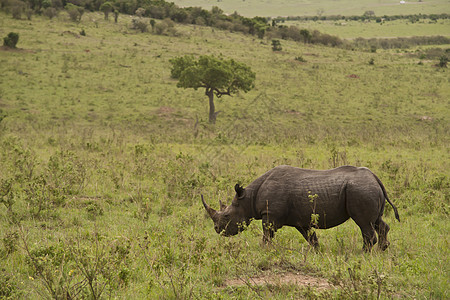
[[170, 55, 255, 123]]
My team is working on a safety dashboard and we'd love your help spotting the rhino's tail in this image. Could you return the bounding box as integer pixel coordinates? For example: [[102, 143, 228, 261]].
[[373, 172, 400, 222]]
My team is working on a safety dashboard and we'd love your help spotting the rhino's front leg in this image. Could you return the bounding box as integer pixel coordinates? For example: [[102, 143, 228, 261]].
[[296, 226, 319, 249], [262, 214, 276, 244]]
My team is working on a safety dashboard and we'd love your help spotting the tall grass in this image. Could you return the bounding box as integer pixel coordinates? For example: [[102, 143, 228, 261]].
[[0, 11, 448, 299]]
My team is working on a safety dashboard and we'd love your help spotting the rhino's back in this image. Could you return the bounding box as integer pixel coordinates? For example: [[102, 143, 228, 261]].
[[252, 165, 369, 228]]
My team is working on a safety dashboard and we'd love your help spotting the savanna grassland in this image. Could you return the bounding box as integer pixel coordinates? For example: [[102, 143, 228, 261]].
[[284, 18, 450, 39], [170, 0, 450, 17], [0, 7, 449, 300]]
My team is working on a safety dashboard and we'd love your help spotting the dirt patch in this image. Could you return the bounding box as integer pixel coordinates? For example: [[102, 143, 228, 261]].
[[284, 109, 304, 116], [224, 271, 333, 290], [0, 46, 34, 53], [61, 30, 80, 38], [157, 106, 176, 116], [419, 115, 433, 121]]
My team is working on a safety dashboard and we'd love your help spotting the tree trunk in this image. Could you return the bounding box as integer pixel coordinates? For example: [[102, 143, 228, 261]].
[[207, 89, 216, 124]]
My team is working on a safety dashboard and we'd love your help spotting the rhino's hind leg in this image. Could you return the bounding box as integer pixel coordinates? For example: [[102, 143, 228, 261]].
[[296, 226, 319, 249], [375, 218, 390, 251], [360, 224, 377, 252]]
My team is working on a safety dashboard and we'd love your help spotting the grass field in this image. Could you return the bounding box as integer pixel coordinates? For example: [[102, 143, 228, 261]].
[[171, 0, 450, 17], [0, 9, 449, 299]]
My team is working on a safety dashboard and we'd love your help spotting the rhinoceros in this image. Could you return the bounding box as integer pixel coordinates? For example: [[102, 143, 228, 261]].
[[202, 165, 400, 251]]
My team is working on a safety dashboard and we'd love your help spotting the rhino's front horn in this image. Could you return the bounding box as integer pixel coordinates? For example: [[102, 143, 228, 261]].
[[201, 195, 218, 222]]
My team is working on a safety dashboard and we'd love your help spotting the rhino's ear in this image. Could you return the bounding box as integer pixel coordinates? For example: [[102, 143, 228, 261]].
[[234, 184, 245, 198]]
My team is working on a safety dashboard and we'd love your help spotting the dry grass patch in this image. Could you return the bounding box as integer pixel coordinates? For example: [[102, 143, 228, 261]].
[[224, 271, 334, 290]]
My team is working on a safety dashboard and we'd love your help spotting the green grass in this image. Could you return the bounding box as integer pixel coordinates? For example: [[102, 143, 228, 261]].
[[171, 0, 450, 17], [0, 10, 449, 299]]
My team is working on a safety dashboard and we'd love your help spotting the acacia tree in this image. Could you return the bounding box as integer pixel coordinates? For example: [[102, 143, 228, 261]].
[[170, 55, 255, 124], [100, 2, 113, 20]]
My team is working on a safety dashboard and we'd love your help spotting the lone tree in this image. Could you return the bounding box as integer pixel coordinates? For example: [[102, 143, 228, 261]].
[[100, 1, 114, 20], [170, 55, 255, 124]]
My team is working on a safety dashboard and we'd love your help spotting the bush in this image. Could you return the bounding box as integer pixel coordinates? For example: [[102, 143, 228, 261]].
[[438, 55, 448, 68], [9, 0, 24, 20], [271, 39, 282, 51], [131, 18, 148, 32], [0, 269, 21, 299], [3, 32, 19, 48], [65, 3, 84, 22], [295, 56, 307, 62], [43, 7, 58, 19]]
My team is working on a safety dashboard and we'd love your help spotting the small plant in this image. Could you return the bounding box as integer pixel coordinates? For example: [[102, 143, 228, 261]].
[[369, 58, 375, 65], [86, 201, 104, 220], [0, 269, 21, 299], [2, 231, 19, 256], [271, 39, 282, 51], [3, 32, 19, 48], [295, 56, 307, 62], [305, 192, 320, 252], [114, 9, 119, 23], [150, 19, 156, 31], [0, 179, 15, 221], [438, 55, 448, 68]]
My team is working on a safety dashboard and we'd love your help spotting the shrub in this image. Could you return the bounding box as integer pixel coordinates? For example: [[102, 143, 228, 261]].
[[438, 55, 448, 68], [43, 7, 58, 19], [25, 8, 32, 20], [2, 231, 19, 256], [65, 3, 84, 22], [135, 7, 145, 17], [154, 19, 177, 36], [10, 0, 24, 20], [3, 32, 19, 48], [0, 269, 21, 299], [271, 39, 282, 51], [131, 18, 148, 32]]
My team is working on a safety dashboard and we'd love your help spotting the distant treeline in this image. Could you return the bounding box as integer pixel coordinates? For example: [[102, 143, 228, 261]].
[[273, 13, 450, 23], [353, 36, 450, 50], [1, 0, 449, 50]]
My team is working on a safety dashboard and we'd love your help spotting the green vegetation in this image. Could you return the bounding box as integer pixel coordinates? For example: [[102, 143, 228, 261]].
[[0, 7, 449, 299], [272, 39, 282, 51], [2, 32, 19, 48]]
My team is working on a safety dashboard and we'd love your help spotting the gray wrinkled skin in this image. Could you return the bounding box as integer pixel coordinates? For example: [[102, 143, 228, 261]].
[[202, 165, 400, 252]]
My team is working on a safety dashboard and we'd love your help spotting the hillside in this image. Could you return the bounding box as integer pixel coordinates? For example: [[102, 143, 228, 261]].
[[171, 0, 450, 17], [0, 10, 449, 299]]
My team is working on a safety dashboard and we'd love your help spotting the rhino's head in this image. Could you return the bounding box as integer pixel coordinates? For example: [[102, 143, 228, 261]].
[[202, 184, 248, 236]]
